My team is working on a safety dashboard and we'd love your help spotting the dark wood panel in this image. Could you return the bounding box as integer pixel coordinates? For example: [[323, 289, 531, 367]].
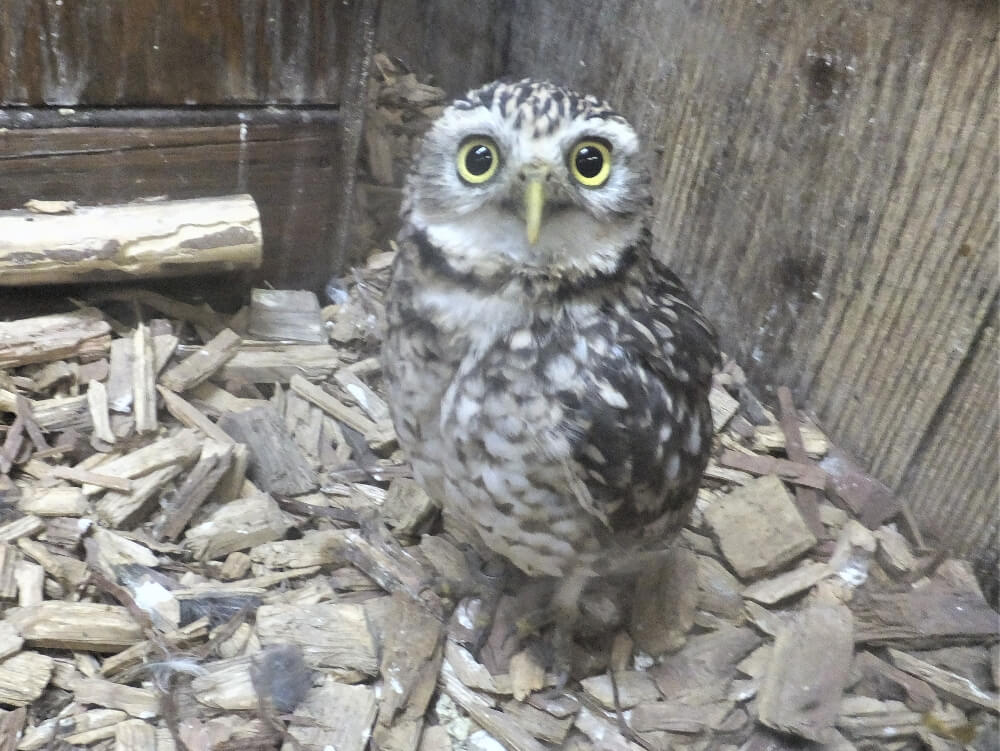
[[503, 0, 998, 563], [375, 0, 507, 95], [0, 0, 354, 106], [0, 121, 346, 288]]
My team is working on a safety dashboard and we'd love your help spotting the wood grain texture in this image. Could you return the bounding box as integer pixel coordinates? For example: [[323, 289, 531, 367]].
[[0, 0, 353, 105], [0, 121, 344, 287], [496, 0, 998, 572]]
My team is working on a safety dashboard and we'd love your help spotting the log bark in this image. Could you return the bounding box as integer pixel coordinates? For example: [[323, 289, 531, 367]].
[[0, 195, 261, 285]]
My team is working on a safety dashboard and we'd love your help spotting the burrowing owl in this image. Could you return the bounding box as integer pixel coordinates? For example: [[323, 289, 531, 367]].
[[383, 79, 719, 647]]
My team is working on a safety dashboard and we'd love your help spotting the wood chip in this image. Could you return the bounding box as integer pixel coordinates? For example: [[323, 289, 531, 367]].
[[157, 441, 234, 541], [184, 493, 290, 560], [758, 602, 854, 742], [114, 718, 157, 751], [888, 648, 999, 711], [703, 474, 818, 579], [283, 677, 377, 751], [5, 601, 142, 652], [131, 323, 157, 433], [220, 343, 342, 382], [0, 308, 110, 368], [0, 651, 53, 706], [742, 561, 833, 605], [290, 374, 396, 452], [17, 486, 88, 517], [248, 288, 326, 343], [217, 404, 317, 495], [256, 601, 379, 675], [69, 676, 159, 718], [718, 449, 828, 489], [159, 327, 242, 392]]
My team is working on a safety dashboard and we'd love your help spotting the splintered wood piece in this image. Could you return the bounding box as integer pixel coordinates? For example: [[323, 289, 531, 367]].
[[579, 671, 661, 710], [220, 343, 342, 382], [17, 538, 88, 590], [45, 464, 134, 493], [742, 561, 833, 605], [0, 390, 91, 432], [283, 678, 377, 751], [248, 289, 326, 343], [256, 601, 379, 675], [17, 486, 88, 517], [500, 701, 574, 745], [757, 602, 854, 742], [249, 529, 351, 569], [777, 386, 823, 537], [373, 592, 445, 749], [836, 697, 922, 740], [875, 525, 918, 577], [159, 327, 242, 392], [888, 648, 999, 711], [440, 660, 548, 751], [717, 449, 828, 490], [95, 464, 184, 529], [853, 651, 937, 712], [131, 323, 157, 433], [651, 624, 762, 703], [752, 423, 829, 457], [381, 477, 435, 535], [695, 554, 744, 619], [0, 515, 44, 543], [0, 544, 18, 600], [852, 580, 998, 645], [703, 474, 818, 579], [156, 384, 233, 443], [0, 651, 53, 706], [86, 380, 116, 445], [114, 718, 156, 751], [0, 622, 23, 660], [217, 405, 317, 495], [14, 560, 43, 606], [82, 428, 201, 496], [0, 308, 111, 368], [69, 677, 160, 718], [184, 493, 290, 560], [158, 442, 234, 541], [819, 448, 903, 528], [629, 698, 734, 733], [290, 374, 397, 452], [18, 710, 125, 751], [508, 649, 546, 702], [190, 655, 258, 710], [630, 545, 698, 654], [0, 195, 262, 285], [709, 383, 740, 432], [5, 601, 143, 652], [0, 706, 26, 751], [107, 337, 134, 413], [334, 369, 392, 424]]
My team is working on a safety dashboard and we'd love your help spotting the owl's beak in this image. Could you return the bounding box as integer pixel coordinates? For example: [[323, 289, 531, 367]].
[[521, 164, 549, 245], [524, 180, 545, 245]]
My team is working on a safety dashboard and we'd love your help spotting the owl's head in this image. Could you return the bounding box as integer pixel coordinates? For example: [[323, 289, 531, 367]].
[[403, 79, 651, 288]]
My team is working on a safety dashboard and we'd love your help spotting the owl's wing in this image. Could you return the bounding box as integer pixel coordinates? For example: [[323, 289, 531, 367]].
[[563, 259, 719, 535]]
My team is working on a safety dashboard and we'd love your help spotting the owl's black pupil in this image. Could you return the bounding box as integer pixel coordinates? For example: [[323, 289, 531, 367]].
[[575, 146, 604, 178], [466, 145, 493, 175]]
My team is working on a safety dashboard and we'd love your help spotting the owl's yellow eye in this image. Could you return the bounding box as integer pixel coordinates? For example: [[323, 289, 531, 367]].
[[569, 139, 612, 187], [457, 137, 500, 184]]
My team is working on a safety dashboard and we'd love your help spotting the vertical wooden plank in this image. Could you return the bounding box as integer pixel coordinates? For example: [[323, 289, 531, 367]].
[[503, 0, 997, 565]]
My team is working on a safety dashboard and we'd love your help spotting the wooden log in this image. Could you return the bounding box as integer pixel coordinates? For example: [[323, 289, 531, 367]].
[[0, 195, 261, 286]]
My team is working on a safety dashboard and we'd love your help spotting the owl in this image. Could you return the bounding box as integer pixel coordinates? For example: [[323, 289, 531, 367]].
[[383, 79, 719, 658]]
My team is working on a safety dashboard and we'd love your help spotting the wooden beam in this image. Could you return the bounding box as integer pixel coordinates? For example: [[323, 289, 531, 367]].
[[0, 195, 261, 286]]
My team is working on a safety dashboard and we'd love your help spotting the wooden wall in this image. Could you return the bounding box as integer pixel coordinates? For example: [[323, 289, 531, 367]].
[[378, 0, 1000, 574]]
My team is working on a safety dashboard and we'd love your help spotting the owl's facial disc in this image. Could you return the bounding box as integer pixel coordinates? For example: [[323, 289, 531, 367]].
[[406, 80, 651, 286]]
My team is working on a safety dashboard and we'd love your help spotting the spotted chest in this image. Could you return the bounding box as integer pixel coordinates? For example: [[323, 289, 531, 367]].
[[385, 248, 716, 578]]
